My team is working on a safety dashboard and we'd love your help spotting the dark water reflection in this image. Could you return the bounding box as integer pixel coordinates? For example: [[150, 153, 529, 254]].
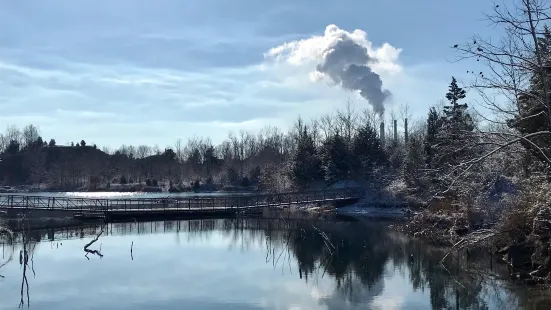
[[1, 217, 551, 309]]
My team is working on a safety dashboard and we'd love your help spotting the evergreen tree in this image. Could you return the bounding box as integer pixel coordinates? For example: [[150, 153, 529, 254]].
[[289, 127, 322, 189], [163, 148, 176, 160], [80, 140, 86, 147], [192, 179, 200, 192], [248, 166, 261, 184], [433, 77, 475, 169], [35, 137, 44, 147], [6, 140, 20, 155], [445, 76, 466, 107], [321, 133, 351, 183], [424, 107, 442, 167], [203, 146, 218, 176], [226, 167, 239, 185], [508, 28, 551, 167], [352, 123, 385, 177]]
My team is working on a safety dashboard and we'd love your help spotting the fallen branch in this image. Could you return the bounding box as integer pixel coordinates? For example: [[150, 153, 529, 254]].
[[84, 227, 104, 259], [439, 229, 513, 264], [312, 225, 336, 254]]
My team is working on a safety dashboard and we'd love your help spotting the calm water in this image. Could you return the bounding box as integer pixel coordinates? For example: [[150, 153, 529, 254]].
[[14, 191, 252, 199], [1, 217, 550, 310]]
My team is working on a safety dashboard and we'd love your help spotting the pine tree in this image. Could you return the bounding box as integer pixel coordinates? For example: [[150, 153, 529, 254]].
[[202, 146, 218, 176], [433, 77, 475, 169], [424, 107, 441, 167], [352, 123, 385, 177], [445, 77, 466, 107], [6, 140, 20, 155], [289, 127, 322, 189], [321, 133, 351, 183]]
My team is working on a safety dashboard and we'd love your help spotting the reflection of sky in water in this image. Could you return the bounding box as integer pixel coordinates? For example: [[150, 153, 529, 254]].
[[1, 233, 344, 309], [16, 191, 252, 199], [0, 220, 540, 309]]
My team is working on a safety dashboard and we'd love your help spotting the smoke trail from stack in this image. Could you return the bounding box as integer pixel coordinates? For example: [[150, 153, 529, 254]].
[[266, 25, 399, 116], [314, 35, 391, 115]]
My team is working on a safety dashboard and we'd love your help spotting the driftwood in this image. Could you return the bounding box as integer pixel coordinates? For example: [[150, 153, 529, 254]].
[[84, 227, 104, 259]]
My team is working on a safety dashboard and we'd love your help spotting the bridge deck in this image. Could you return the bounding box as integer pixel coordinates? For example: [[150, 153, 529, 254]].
[[0, 188, 364, 220]]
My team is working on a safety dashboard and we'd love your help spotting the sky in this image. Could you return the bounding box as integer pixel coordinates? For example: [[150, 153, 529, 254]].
[[0, 0, 499, 149]]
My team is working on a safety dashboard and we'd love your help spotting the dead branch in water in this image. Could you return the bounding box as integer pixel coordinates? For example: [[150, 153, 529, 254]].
[[312, 225, 336, 254], [84, 226, 104, 260], [439, 229, 513, 264]]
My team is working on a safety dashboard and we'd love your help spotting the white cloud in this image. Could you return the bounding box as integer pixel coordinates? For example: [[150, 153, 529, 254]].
[[265, 24, 402, 75], [0, 0, 463, 149], [263, 24, 402, 115]]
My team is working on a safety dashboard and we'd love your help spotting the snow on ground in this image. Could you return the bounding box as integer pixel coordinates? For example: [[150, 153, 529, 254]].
[[335, 199, 410, 219]]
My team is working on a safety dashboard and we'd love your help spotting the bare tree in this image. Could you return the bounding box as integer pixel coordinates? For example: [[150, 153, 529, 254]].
[[174, 138, 184, 162], [452, 0, 551, 169], [0, 134, 7, 153], [335, 99, 360, 143], [5, 125, 21, 146], [22, 125, 40, 148]]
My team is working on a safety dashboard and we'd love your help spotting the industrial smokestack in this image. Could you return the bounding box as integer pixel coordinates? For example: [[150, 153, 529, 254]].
[[393, 120, 398, 142], [380, 122, 385, 146], [404, 118, 409, 144]]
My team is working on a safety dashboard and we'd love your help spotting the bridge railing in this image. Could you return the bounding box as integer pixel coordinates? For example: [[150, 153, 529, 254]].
[[0, 187, 365, 212]]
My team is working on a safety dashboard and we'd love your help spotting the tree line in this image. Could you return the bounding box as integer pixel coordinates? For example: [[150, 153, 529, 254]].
[[0, 2, 549, 210]]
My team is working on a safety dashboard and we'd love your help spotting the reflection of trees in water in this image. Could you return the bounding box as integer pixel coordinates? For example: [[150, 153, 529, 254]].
[[18, 230, 36, 308], [274, 220, 522, 310], [10, 217, 551, 309], [4, 220, 39, 308], [0, 227, 15, 279], [281, 221, 388, 307]]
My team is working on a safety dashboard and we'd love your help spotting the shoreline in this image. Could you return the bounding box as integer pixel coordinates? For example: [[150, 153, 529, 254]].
[[3, 185, 548, 286]]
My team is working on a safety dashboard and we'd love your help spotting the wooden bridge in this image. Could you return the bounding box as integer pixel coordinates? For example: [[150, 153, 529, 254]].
[[0, 188, 364, 221]]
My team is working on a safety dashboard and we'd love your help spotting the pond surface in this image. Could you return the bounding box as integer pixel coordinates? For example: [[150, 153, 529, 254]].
[[0, 217, 550, 310], [13, 191, 252, 199]]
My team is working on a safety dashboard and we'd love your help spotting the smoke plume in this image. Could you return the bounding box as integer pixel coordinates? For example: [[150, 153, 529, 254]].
[[266, 25, 400, 116]]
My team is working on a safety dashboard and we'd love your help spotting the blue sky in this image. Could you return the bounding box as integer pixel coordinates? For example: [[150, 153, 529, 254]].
[[0, 0, 497, 148]]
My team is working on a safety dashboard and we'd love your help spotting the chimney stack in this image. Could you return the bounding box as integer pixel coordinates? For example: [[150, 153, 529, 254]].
[[379, 122, 385, 146], [393, 120, 398, 142], [404, 118, 409, 144]]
